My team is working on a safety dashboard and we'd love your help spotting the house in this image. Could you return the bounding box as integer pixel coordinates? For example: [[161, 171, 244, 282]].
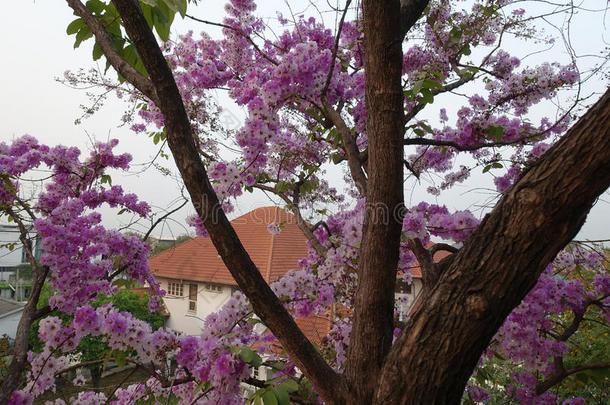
[[149, 206, 320, 336], [149, 206, 438, 337], [0, 297, 25, 339], [396, 247, 453, 321], [0, 224, 39, 300]]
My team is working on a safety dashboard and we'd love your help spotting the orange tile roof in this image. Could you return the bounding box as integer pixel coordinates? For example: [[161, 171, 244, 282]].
[[149, 206, 309, 285], [405, 246, 452, 278], [294, 314, 332, 346], [259, 314, 332, 354]]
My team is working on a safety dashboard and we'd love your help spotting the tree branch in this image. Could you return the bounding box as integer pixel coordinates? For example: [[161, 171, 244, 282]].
[[321, 0, 352, 97], [185, 14, 279, 66], [404, 74, 474, 124], [253, 184, 328, 256], [430, 243, 459, 256], [375, 89, 610, 404], [408, 238, 438, 291], [321, 98, 367, 196], [536, 363, 610, 395], [399, 0, 430, 39], [107, 2, 346, 404], [65, 0, 158, 103], [0, 209, 50, 403]]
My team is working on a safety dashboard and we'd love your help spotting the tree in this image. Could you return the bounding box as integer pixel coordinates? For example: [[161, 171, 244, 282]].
[[149, 234, 192, 256], [1, 0, 609, 404], [29, 287, 165, 389]]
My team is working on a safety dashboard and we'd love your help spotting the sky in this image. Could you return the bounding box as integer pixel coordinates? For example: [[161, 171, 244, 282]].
[[1, 1, 608, 242]]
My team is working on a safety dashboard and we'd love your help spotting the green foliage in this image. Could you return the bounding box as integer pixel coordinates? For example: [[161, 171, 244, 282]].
[[467, 262, 610, 404], [66, 0, 189, 80], [404, 78, 443, 106], [12, 263, 33, 281], [239, 347, 263, 368], [30, 286, 165, 369], [149, 234, 192, 256]]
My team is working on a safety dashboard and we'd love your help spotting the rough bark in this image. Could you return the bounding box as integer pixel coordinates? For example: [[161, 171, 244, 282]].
[[344, 1, 406, 403], [109, 1, 347, 404], [374, 89, 610, 404], [400, 0, 431, 39]]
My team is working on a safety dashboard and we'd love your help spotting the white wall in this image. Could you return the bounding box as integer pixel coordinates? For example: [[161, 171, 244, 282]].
[[396, 278, 423, 321], [0, 225, 26, 268], [0, 224, 39, 281], [0, 308, 24, 339], [159, 278, 234, 336]]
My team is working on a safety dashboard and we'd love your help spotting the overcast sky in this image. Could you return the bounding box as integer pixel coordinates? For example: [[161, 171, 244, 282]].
[[1, 1, 608, 242]]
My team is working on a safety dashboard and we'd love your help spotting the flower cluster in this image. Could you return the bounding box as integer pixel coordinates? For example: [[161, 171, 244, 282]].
[[470, 247, 609, 404]]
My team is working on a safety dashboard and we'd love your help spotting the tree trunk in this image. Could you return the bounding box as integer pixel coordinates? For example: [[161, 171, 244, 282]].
[[374, 89, 610, 404], [344, 1, 405, 403], [0, 260, 47, 404]]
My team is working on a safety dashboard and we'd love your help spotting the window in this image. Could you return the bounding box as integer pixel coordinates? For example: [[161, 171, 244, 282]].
[[188, 284, 197, 312], [168, 282, 183, 296], [395, 279, 412, 294], [205, 284, 223, 293]]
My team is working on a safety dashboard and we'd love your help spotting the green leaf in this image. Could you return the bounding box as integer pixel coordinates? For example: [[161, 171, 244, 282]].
[[248, 318, 263, 326], [155, 21, 171, 42], [74, 26, 93, 49], [66, 18, 85, 35], [278, 380, 299, 393], [239, 347, 262, 368], [419, 88, 434, 105], [151, 2, 174, 41], [262, 390, 278, 405], [485, 125, 504, 141], [411, 80, 424, 95], [421, 78, 443, 90], [419, 122, 434, 134], [92, 42, 103, 61], [482, 165, 491, 173], [192, 381, 210, 395], [141, 3, 155, 28], [272, 387, 290, 405], [121, 44, 138, 66], [85, 0, 106, 14], [101, 174, 112, 185], [275, 181, 291, 193], [491, 162, 503, 169], [164, 0, 188, 17], [449, 27, 462, 43]]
